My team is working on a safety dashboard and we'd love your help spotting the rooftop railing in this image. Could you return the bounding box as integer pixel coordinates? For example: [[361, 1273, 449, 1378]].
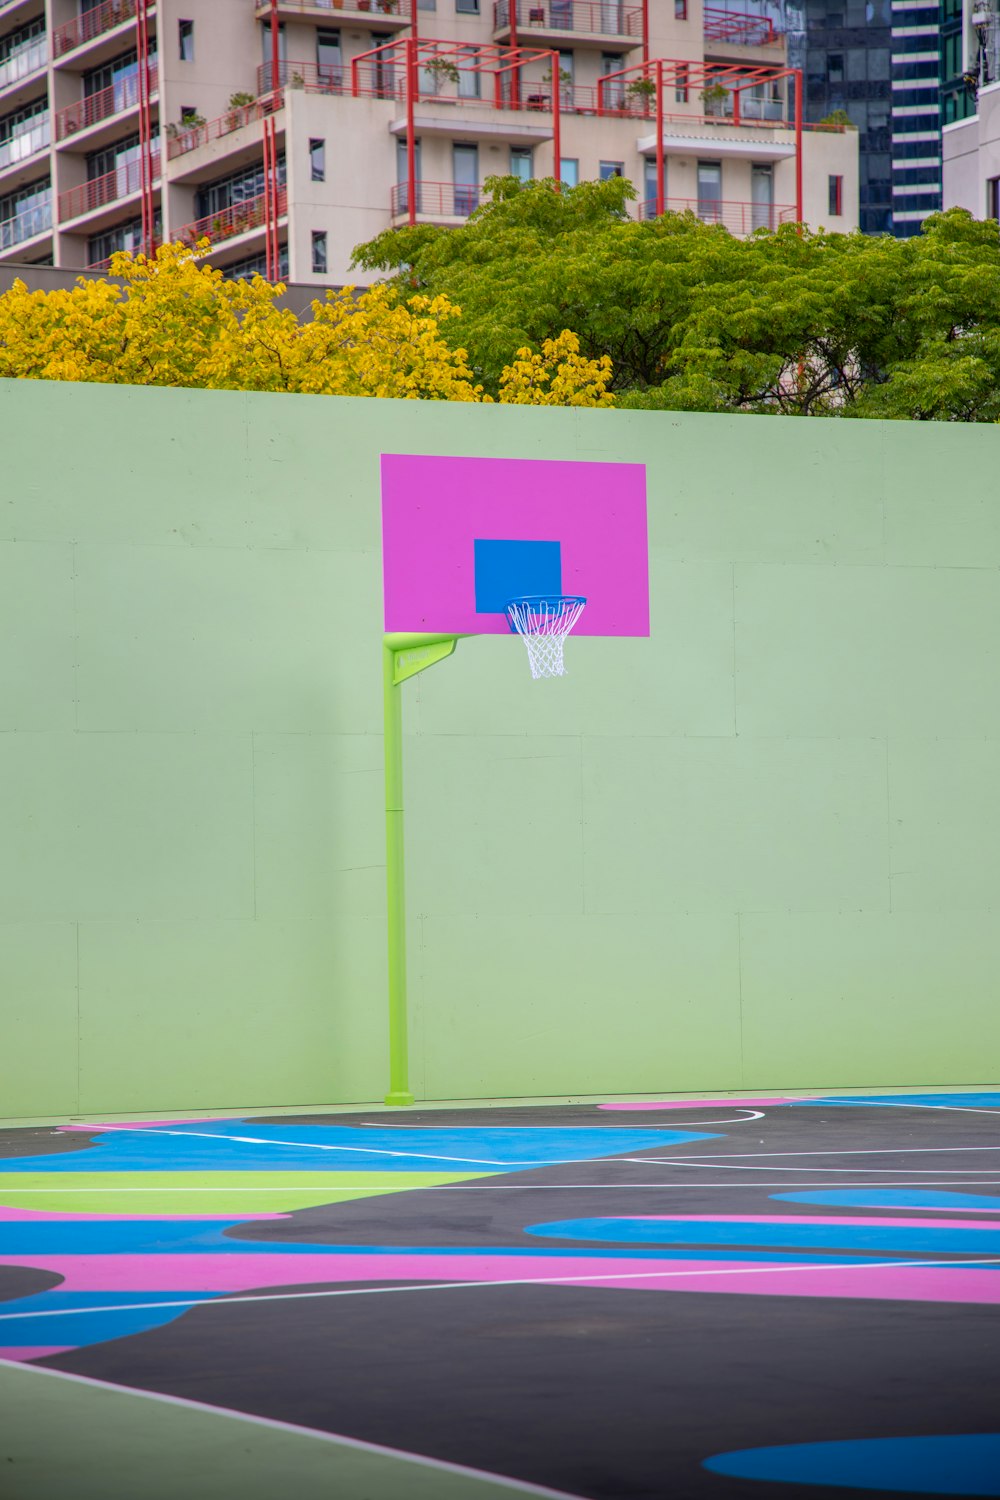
[[166, 91, 283, 159], [54, 68, 157, 141], [53, 0, 144, 60], [493, 0, 642, 36], [703, 7, 780, 44], [175, 186, 287, 249], [58, 150, 159, 221]]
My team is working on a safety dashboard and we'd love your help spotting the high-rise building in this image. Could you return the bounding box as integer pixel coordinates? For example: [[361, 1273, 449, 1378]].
[[941, 0, 1000, 216], [0, 0, 858, 285]]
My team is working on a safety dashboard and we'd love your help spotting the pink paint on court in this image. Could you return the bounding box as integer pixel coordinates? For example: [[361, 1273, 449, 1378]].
[[599, 1098, 812, 1111], [0, 1347, 73, 1363], [2, 1252, 997, 1306], [381, 454, 649, 637]]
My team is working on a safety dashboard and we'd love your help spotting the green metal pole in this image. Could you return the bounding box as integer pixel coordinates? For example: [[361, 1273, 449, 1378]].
[[383, 640, 414, 1107]]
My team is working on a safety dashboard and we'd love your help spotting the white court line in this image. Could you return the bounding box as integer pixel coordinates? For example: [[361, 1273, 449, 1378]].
[[827, 1102, 1000, 1116], [61, 1122, 680, 1171], [2, 1255, 1000, 1324], [632, 1145, 1000, 1159], [634, 1162, 1000, 1175], [358, 1112, 768, 1127], [2, 1180, 1000, 1192], [0, 1361, 588, 1500]]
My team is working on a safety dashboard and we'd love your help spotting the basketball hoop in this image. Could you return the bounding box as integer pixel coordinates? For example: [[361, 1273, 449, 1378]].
[[506, 595, 587, 680]]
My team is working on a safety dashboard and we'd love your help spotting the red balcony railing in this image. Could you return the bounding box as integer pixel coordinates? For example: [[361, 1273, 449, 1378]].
[[390, 180, 483, 217], [255, 0, 406, 15], [58, 150, 160, 221], [257, 59, 355, 94], [54, 68, 157, 142], [639, 196, 796, 232], [175, 186, 287, 249], [53, 0, 143, 59], [704, 7, 779, 44], [493, 0, 642, 36], [167, 91, 284, 159]]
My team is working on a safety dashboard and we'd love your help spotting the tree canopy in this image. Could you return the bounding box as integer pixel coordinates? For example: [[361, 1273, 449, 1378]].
[[353, 178, 1000, 420], [0, 240, 612, 405]]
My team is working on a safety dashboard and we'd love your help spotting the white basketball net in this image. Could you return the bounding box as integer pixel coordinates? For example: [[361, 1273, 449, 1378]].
[[506, 596, 587, 680]]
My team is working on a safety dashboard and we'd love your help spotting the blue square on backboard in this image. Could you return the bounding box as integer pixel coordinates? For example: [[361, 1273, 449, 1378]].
[[474, 539, 563, 615]]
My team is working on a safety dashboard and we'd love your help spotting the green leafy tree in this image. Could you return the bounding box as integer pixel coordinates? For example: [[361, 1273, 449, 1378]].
[[353, 179, 1000, 420]]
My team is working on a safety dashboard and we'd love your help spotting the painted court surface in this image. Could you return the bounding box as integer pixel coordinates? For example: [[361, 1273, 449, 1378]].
[[1, 1094, 999, 1499]]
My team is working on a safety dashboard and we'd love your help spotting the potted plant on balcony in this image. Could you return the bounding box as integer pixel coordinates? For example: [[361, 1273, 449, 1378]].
[[423, 55, 461, 92], [818, 107, 854, 129], [700, 81, 730, 117], [625, 75, 655, 105], [226, 91, 256, 130], [378, 0, 400, 12]]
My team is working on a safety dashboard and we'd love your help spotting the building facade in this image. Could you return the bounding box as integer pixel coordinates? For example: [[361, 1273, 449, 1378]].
[[0, 0, 858, 284], [941, 0, 999, 217]]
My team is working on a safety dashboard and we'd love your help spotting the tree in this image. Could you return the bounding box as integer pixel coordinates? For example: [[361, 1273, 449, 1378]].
[[0, 240, 613, 405], [353, 179, 1000, 420]]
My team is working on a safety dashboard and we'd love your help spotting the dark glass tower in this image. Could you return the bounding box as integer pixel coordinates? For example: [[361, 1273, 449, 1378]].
[[790, 0, 893, 234]]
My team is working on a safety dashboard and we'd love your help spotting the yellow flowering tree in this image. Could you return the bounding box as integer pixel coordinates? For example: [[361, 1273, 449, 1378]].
[[0, 241, 612, 405]]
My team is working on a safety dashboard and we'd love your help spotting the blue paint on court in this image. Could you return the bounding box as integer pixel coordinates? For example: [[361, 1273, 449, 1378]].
[[703, 1435, 1000, 1494], [773, 1190, 1000, 1213], [2, 1124, 718, 1174], [0, 1290, 219, 1350], [799, 1094, 1000, 1109], [524, 1217, 1000, 1254]]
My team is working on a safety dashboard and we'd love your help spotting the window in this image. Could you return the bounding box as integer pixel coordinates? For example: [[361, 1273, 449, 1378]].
[[599, 160, 624, 179], [178, 20, 194, 61], [456, 0, 480, 11], [827, 52, 844, 82], [601, 52, 624, 108], [310, 138, 326, 182], [560, 157, 579, 187], [697, 160, 722, 221], [317, 30, 342, 89], [312, 230, 328, 274], [510, 146, 533, 180], [675, 62, 689, 102], [453, 142, 479, 214], [827, 173, 843, 216], [642, 156, 663, 216], [458, 45, 482, 98], [675, 0, 687, 15], [418, 0, 436, 10], [196, 156, 286, 219]]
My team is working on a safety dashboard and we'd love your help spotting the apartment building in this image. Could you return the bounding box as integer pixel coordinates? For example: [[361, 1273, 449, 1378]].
[[0, 0, 858, 285], [942, 0, 1000, 217]]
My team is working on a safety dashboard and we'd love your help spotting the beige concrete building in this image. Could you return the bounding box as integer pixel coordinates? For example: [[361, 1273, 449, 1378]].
[[0, 0, 859, 284]]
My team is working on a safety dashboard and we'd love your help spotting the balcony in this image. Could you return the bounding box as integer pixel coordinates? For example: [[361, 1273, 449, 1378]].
[[57, 149, 159, 224], [0, 34, 47, 100], [0, 112, 49, 173], [639, 195, 796, 232], [175, 186, 287, 256], [493, 0, 642, 46], [254, 0, 410, 31], [54, 69, 157, 146], [390, 179, 482, 220], [0, 194, 50, 250], [52, 0, 149, 64], [167, 91, 283, 163]]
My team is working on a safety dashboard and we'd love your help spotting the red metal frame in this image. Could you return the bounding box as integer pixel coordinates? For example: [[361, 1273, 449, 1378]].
[[135, 0, 156, 254], [351, 39, 562, 222], [598, 56, 804, 224], [262, 115, 281, 278], [269, 0, 281, 93]]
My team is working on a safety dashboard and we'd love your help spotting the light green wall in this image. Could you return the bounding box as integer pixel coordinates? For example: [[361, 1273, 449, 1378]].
[[1, 378, 998, 1116]]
